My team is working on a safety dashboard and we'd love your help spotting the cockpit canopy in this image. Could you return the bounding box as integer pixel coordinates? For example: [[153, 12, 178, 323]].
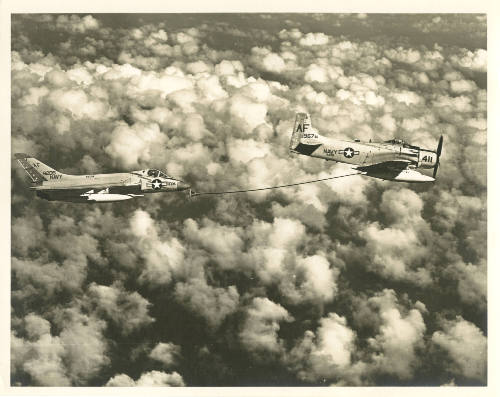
[[384, 139, 419, 150], [146, 169, 171, 178], [385, 138, 406, 145]]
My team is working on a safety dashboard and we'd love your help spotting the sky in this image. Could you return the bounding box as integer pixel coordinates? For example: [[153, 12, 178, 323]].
[[9, 13, 487, 387]]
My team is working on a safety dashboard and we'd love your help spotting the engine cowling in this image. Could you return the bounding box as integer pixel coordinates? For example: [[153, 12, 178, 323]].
[[418, 150, 438, 169]]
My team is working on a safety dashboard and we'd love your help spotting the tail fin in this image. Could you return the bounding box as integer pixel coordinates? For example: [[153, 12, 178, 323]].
[[289, 113, 321, 154], [14, 153, 65, 183]]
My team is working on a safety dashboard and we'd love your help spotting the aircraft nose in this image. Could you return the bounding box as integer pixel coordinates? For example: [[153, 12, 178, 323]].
[[177, 181, 190, 191]]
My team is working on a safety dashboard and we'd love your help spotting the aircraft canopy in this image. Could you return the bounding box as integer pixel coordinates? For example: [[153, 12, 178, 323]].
[[147, 169, 171, 178], [384, 139, 419, 149], [385, 138, 406, 145]]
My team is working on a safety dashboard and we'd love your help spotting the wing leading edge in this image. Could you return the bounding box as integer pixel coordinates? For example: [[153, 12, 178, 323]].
[[357, 161, 435, 182]]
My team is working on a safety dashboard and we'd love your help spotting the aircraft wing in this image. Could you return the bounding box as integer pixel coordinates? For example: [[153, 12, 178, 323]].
[[34, 185, 142, 202], [356, 160, 434, 182], [356, 160, 410, 172], [356, 160, 410, 179]]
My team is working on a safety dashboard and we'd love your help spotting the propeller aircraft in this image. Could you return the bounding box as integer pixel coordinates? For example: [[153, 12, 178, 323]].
[[289, 113, 443, 182]]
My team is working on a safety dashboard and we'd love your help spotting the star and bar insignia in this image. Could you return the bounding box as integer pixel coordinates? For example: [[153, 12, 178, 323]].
[[342, 147, 359, 158]]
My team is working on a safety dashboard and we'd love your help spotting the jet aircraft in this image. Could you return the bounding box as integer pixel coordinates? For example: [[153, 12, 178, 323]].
[[14, 153, 190, 203], [289, 113, 443, 182]]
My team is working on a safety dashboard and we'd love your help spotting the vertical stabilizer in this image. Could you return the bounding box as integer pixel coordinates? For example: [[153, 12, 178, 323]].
[[14, 153, 65, 183], [289, 113, 322, 155]]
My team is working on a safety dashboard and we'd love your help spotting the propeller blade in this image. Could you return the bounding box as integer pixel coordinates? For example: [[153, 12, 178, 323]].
[[436, 135, 443, 157], [433, 136, 443, 179]]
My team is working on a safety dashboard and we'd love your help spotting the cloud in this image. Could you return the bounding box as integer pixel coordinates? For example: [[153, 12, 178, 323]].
[[87, 282, 155, 334], [299, 32, 329, 46], [149, 342, 181, 367], [129, 210, 186, 286], [183, 218, 244, 270], [55, 15, 101, 34], [105, 373, 136, 386], [384, 47, 421, 64], [366, 290, 426, 379], [244, 217, 306, 285], [450, 48, 487, 73], [10, 14, 486, 387], [12, 214, 103, 300], [239, 297, 293, 356], [250, 47, 286, 74], [287, 313, 364, 384], [104, 122, 167, 168], [453, 260, 487, 309], [228, 94, 268, 135], [432, 316, 486, 382], [175, 277, 240, 328], [11, 212, 44, 257], [292, 255, 339, 303], [450, 79, 477, 93], [47, 88, 115, 120], [11, 330, 70, 386], [360, 225, 422, 280], [106, 370, 185, 386], [12, 309, 109, 386]]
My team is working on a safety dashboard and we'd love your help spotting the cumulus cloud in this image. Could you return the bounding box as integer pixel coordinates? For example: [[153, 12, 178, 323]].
[[129, 210, 186, 286], [183, 217, 244, 270], [358, 188, 433, 285], [55, 15, 101, 34], [450, 48, 487, 72], [292, 255, 339, 303], [105, 122, 167, 168], [287, 313, 364, 384], [366, 290, 426, 379], [299, 32, 329, 46], [149, 342, 181, 367], [432, 316, 486, 382], [12, 309, 109, 386], [239, 297, 293, 356], [106, 370, 185, 386], [244, 217, 306, 285], [175, 277, 240, 329], [10, 13, 486, 387], [250, 47, 286, 74], [87, 282, 155, 334]]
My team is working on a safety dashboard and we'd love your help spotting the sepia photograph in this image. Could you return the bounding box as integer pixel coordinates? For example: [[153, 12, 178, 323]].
[[6, 6, 491, 392]]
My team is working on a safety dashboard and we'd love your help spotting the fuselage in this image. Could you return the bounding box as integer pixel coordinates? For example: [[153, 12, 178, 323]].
[[15, 152, 191, 203], [289, 113, 440, 183], [294, 135, 438, 170], [31, 171, 189, 193]]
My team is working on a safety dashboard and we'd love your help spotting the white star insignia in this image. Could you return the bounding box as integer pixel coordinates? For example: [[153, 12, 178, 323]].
[[152, 179, 162, 189], [344, 147, 354, 158]]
